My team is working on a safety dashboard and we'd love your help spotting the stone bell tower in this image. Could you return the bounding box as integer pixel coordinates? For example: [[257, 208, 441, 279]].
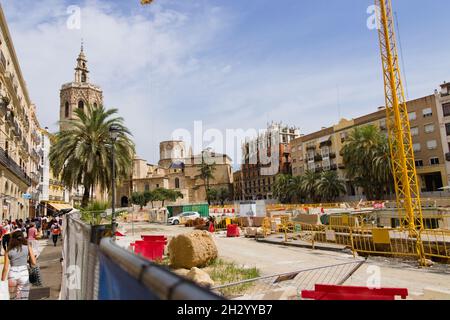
[[59, 42, 103, 131]]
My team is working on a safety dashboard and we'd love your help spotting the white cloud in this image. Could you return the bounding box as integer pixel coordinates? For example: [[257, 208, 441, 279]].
[[1, 0, 449, 167]]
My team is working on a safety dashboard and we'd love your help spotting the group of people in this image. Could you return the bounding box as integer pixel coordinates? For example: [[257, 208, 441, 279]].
[[0, 215, 63, 300]]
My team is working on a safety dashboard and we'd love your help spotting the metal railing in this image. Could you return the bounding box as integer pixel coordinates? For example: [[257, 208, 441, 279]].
[[99, 238, 223, 300], [61, 212, 223, 300], [212, 260, 365, 300]]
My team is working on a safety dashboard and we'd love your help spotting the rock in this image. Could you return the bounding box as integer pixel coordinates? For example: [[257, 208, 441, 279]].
[[168, 230, 218, 269], [173, 268, 190, 277], [186, 267, 215, 287]]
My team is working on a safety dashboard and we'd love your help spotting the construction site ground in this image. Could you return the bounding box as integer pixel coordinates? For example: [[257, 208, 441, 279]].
[[116, 222, 450, 299]]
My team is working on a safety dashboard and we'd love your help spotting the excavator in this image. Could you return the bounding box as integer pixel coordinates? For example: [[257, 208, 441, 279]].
[[141, 0, 426, 263]]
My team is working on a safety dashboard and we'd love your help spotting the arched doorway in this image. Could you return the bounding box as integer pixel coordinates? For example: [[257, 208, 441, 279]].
[[121, 196, 129, 208]]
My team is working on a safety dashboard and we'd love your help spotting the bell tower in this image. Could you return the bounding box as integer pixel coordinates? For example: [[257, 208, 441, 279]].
[[59, 42, 103, 131]]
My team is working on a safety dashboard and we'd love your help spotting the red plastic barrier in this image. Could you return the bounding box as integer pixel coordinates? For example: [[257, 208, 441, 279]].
[[141, 235, 167, 244], [301, 284, 408, 300], [227, 224, 240, 237], [132, 240, 165, 261]]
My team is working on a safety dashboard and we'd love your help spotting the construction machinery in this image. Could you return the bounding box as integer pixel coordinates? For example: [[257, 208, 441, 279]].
[[375, 0, 424, 262]]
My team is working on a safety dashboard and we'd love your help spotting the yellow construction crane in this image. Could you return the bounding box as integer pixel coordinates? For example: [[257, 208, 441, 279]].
[[376, 0, 424, 261], [141, 0, 426, 261]]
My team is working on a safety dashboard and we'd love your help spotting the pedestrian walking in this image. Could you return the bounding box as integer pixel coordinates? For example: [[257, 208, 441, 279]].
[[1, 230, 37, 300], [27, 223, 39, 256], [51, 223, 61, 247], [1, 221, 12, 254]]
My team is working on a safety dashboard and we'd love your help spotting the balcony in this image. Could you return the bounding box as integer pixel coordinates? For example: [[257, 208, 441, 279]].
[[319, 140, 332, 148], [0, 146, 31, 186], [30, 172, 40, 184]]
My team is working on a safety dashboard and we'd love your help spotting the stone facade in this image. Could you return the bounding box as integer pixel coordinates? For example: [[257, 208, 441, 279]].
[[0, 6, 42, 219], [59, 46, 103, 131], [116, 142, 233, 208]]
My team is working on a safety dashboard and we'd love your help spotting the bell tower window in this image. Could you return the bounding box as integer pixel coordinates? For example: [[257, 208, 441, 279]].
[[65, 102, 70, 118], [81, 72, 87, 83], [78, 100, 84, 110]]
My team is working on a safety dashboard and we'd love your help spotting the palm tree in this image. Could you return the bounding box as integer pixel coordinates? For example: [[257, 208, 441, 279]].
[[302, 170, 320, 203], [316, 171, 346, 202], [198, 151, 216, 204], [289, 175, 306, 203], [273, 174, 293, 203], [341, 125, 393, 200], [50, 104, 135, 207]]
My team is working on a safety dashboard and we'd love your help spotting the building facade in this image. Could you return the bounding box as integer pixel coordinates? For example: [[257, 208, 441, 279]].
[[116, 141, 234, 207], [290, 88, 449, 198], [236, 122, 300, 201], [436, 82, 450, 188], [0, 6, 42, 220]]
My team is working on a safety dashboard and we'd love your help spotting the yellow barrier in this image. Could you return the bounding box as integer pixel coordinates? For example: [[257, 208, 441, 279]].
[[420, 229, 450, 261], [260, 216, 450, 263]]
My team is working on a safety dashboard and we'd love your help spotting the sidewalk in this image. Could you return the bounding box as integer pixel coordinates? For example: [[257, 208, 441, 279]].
[[31, 238, 63, 300]]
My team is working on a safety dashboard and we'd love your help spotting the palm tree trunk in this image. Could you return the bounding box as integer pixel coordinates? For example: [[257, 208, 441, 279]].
[[82, 185, 90, 208]]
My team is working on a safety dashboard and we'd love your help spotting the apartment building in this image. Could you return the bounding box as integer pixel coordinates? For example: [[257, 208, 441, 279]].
[[0, 6, 42, 220], [237, 122, 300, 200], [436, 82, 450, 187], [291, 89, 447, 198]]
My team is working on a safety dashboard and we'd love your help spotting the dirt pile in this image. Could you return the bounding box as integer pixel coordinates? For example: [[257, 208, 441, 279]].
[[168, 230, 218, 269]]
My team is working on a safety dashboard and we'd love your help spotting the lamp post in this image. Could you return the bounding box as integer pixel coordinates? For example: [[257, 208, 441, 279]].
[[109, 124, 120, 240]]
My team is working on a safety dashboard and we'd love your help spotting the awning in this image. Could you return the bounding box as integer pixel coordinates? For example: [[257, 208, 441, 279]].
[[47, 202, 73, 211]]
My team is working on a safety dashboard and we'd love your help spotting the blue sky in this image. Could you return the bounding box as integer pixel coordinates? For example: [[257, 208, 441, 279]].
[[2, 0, 449, 165]]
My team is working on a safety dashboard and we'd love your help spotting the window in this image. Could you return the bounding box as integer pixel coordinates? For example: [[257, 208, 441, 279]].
[[174, 178, 180, 189], [443, 103, 450, 117], [446, 123, 450, 136], [408, 112, 416, 121], [415, 159, 424, 167], [422, 108, 433, 118], [93, 102, 98, 109], [410, 127, 419, 136], [430, 157, 440, 165], [144, 184, 149, 192], [65, 102, 70, 118], [413, 143, 421, 152], [78, 100, 84, 110], [427, 140, 437, 150], [424, 124, 435, 133]]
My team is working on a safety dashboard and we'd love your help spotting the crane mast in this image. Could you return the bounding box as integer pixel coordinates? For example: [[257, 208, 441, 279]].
[[376, 0, 424, 240]]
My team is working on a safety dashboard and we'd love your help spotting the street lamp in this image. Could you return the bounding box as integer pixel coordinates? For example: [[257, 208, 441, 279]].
[[109, 124, 120, 240]]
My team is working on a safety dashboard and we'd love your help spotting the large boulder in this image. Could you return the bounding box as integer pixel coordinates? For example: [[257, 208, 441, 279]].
[[168, 230, 218, 269], [186, 267, 215, 287]]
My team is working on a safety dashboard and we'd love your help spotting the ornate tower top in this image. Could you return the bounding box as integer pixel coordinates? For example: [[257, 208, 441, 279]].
[[74, 41, 89, 83]]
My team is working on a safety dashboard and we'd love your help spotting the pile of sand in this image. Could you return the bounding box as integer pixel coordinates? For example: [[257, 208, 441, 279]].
[[168, 230, 218, 269]]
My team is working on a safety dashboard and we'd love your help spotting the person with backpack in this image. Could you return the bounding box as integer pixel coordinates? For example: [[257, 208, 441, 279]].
[[1, 230, 37, 300], [51, 223, 61, 247]]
